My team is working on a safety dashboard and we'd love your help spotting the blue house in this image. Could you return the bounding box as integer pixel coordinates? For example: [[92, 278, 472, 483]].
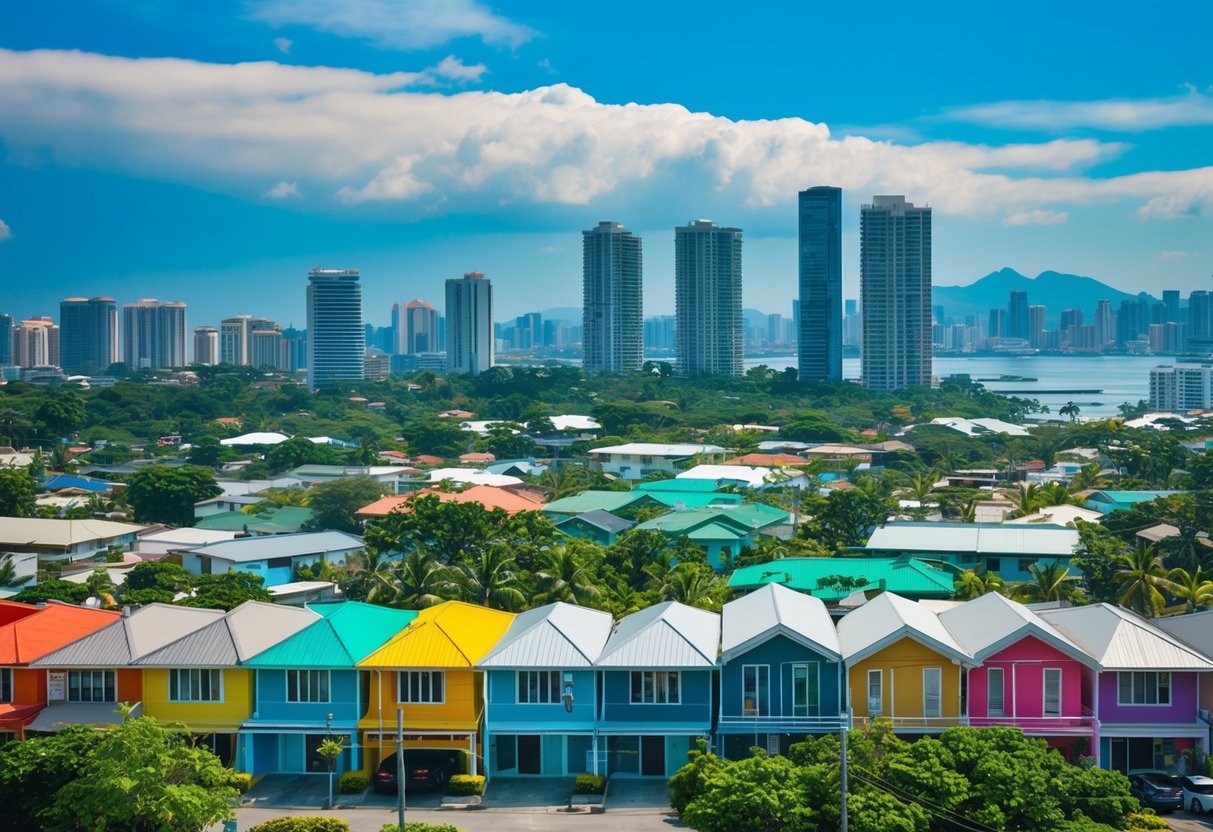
[[479, 602, 613, 779], [178, 531, 365, 587], [239, 602, 418, 776], [594, 602, 719, 778], [717, 583, 846, 759]]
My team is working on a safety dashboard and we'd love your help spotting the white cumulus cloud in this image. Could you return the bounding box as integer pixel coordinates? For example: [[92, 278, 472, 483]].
[[1003, 209, 1069, 226], [263, 181, 302, 199], [946, 87, 1213, 132], [0, 218, 10, 241]]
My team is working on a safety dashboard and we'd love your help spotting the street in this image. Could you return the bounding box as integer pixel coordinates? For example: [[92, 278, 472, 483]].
[[226, 806, 682, 832]]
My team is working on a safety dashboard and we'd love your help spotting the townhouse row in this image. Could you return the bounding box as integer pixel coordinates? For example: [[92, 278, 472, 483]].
[[1, 589, 1211, 781]]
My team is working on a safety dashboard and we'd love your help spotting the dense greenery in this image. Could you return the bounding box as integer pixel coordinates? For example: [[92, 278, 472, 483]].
[[126, 464, 223, 526], [20, 560, 272, 611]]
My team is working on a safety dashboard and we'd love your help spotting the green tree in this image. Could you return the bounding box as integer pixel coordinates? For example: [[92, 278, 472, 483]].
[[382, 549, 452, 608], [0, 468, 38, 517], [452, 546, 526, 610], [126, 465, 222, 526], [182, 571, 273, 610], [1060, 401, 1082, 422], [11, 579, 90, 605], [124, 560, 192, 593], [1012, 561, 1079, 603], [533, 545, 603, 606], [0, 724, 100, 831], [400, 417, 469, 458], [680, 750, 833, 832], [1161, 566, 1213, 612], [952, 569, 1005, 600], [186, 436, 222, 468], [800, 488, 891, 549], [1116, 546, 1169, 616], [305, 475, 386, 534], [35, 394, 85, 438], [1072, 520, 1131, 604]]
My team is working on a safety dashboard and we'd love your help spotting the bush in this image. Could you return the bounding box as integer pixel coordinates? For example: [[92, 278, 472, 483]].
[[338, 771, 369, 793], [446, 774, 485, 796], [574, 773, 606, 795], [668, 738, 722, 813], [248, 819, 350, 832], [228, 771, 253, 793], [1126, 811, 1168, 831], [379, 824, 464, 832]]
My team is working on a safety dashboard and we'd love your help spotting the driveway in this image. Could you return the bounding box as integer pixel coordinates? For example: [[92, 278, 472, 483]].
[[220, 807, 683, 831], [243, 775, 442, 810], [1170, 808, 1213, 831], [483, 777, 576, 809], [604, 779, 671, 812]]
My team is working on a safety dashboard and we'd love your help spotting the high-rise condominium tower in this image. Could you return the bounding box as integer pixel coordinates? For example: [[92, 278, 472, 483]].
[[59, 296, 118, 374], [306, 269, 364, 390], [675, 219, 743, 377], [860, 195, 932, 391], [582, 221, 643, 373], [123, 299, 187, 370], [220, 315, 256, 365], [12, 318, 60, 368], [0, 314, 12, 365], [445, 272, 493, 374], [797, 187, 843, 381], [393, 299, 439, 354], [193, 326, 219, 365]]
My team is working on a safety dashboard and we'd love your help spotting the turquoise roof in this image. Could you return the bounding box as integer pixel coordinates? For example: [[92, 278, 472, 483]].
[[1086, 490, 1180, 507], [728, 556, 956, 601], [647, 491, 743, 508], [635, 479, 721, 493], [542, 490, 647, 515], [637, 503, 788, 535], [194, 505, 314, 533], [244, 602, 418, 668]]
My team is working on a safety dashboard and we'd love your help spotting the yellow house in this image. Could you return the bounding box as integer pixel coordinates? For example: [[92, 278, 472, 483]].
[[357, 601, 515, 775], [837, 592, 974, 733]]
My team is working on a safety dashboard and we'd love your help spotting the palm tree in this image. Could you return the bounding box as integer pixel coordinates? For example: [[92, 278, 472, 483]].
[[453, 546, 526, 610], [1160, 567, 1213, 613], [1006, 483, 1042, 518], [260, 486, 311, 507], [346, 548, 397, 604], [657, 564, 720, 610], [534, 547, 602, 606], [1036, 482, 1077, 508], [1070, 463, 1109, 492], [907, 472, 939, 504], [952, 569, 1004, 600], [1013, 561, 1078, 603], [1059, 402, 1081, 423], [389, 549, 450, 609], [1116, 547, 1169, 616], [538, 466, 592, 501], [0, 553, 32, 588]]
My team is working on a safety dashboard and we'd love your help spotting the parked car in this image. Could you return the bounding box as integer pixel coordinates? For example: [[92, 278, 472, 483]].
[[1179, 774, 1213, 814], [1129, 773, 1183, 814], [373, 749, 461, 795]]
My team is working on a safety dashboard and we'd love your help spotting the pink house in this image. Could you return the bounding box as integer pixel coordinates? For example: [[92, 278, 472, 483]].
[[940, 593, 1099, 759]]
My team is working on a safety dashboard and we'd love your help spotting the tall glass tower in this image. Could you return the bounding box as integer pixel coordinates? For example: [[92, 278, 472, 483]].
[[582, 221, 643, 374], [674, 219, 743, 377], [59, 296, 118, 375], [797, 186, 843, 381], [307, 269, 364, 390], [445, 272, 494, 374]]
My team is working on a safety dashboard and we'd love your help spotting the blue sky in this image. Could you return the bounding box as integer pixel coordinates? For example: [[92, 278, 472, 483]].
[[1, 0, 1211, 328]]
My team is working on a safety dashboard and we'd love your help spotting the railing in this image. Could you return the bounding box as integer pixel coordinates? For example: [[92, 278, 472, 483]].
[[851, 715, 969, 730], [968, 713, 1096, 731], [717, 713, 850, 730]]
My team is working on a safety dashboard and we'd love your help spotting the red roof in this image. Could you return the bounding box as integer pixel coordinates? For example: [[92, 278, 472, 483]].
[[410, 454, 445, 466], [0, 702, 43, 729], [0, 601, 120, 665], [723, 453, 810, 467], [357, 485, 546, 518]]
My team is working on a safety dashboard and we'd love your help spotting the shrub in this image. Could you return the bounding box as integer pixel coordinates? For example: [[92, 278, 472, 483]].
[[668, 738, 722, 813], [1126, 811, 1168, 831], [228, 771, 253, 793], [446, 774, 485, 796], [573, 773, 606, 795], [248, 819, 350, 832], [379, 824, 464, 832], [338, 771, 369, 793]]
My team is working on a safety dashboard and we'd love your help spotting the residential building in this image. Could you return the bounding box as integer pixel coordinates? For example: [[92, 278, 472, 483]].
[[177, 530, 365, 586], [675, 220, 743, 377], [1008, 290, 1029, 341], [1095, 299, 1114, 347], [0, 517, 144, 563], [860, 196, 932, 390], [1085, 490, 1180, 514], [394, 299, 439, 355], [582, 221, 643, 374], [865, 521, 1079, 582], [11, 317, 59, 368], [552, 510, 636, 546], [220, 315, 255, 365], [1028, 304, 1046, 349], [123, 299, 187, 370], [586, 442, 730, 480], [59, 297, 118, 374], [797, 186, 843, 381], [446, 272, 493, 374], [306, 269, 364, 391], [250, 322, 283, 370], [634, 503, 790, 570], [727, 557, 957, 602], [1149, 363, 1213, 411], [193, 326, 219, 365]]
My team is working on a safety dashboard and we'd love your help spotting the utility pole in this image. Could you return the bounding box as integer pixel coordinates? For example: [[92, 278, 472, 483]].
[[396, 706, 405, 830], [840, 711, 849, 832]]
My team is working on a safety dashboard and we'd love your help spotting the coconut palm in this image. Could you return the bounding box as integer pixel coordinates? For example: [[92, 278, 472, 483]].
[[260, 486, 311, 507], [1059, 402, 1082, 422], [1116, 546, 1169, 616], [0, 553, 32, 589], [453, 546, 526, 610], [1013, 561, 1078, 603], [345, 548, 397, 605], [1070, 463, 1110, 492], [534, 547, 602, 606], [1160, 567, 1213, 613], [952, 569, 1004, 600], [1036, 482, 1077, 508], [907, 472, 939, 504], [388, 549, 450, 609], [657, 563, 720, 611], [1006, 483, 1043, 518]]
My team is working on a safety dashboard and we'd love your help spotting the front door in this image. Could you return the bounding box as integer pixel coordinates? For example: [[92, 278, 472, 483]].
[[641, 735, 664, 777], [518, 734, 542, 775]]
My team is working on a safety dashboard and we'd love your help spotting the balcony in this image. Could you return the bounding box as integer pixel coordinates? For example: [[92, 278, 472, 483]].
[[717, 712, 850, 733], [851, 715, 969, 731], [968, 708, 1097, 734]]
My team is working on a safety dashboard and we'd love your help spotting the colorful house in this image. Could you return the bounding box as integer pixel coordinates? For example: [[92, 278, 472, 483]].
[[594, 601, 719, 778], [553, 510, 635, 546], [1041, 604, 1213, 772], [635, 504, 789, 571], [480, 602, 613, 779], [717, 584, 845, 758], [727, 556, 956, 603], [240, 602, 419, 776], [938, 593, 1099, 758], [838, 592, 973, 733], [864, 522, 1080, 582], [358, 601, 515, 775], [0, 600, 119, 740], [178, 531, 365, 586]]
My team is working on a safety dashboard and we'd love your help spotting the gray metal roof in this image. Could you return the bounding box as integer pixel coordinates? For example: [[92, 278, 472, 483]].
[[837, 592, 972, 666], [134, 601, 319, 667], [561, 510, 635, 534], [1039, 604, 1213, 671], [1157, 610, 1213, 657], [721, 583, 840, 663], [596, 601, 720, 669], [185, 530, 364, 563], [866, 522, 1078, 557], [27, 701, 142, 732], [32, 604, 225, 667], [479, 602, 614, 668], [937, 592, 1095, 666]]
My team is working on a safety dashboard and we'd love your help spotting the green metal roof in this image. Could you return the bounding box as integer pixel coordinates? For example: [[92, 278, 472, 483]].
[[728, 556, 956, 601], [687, 522, 747, 541], [635, 503, 787, 535], [542, 491, 648, 515], [647, 491, 743, 508], [635, 479, 721, 493], [1086, 490, 1180, 506], [194, 506, 314, 534], [245, 602, 418, 668]]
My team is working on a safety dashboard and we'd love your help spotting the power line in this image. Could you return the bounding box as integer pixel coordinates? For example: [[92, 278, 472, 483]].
[[849, 765, 1001, 832]]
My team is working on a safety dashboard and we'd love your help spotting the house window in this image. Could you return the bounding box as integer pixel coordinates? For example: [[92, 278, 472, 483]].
[[1117, 671, 1170, 706], [742, 665, 770, 716], [399, 671, 444, 704], [169, 669, 224, 702], [267, 557, 292, 569], [923, 667, 942, 718], [1043, 668, 1062, 717], [0, 668, 11, 702], [517, 671, 562, 704], [1018, 559, 1036, 573], [867, 669, 883, 716], [630, 671, 680, 704], [987, 667, 1005, 717], [287, 670, 331, 704], [791, 664, 819, 717], [986, 558, 1001, 573], [68, 670, 116, 703]]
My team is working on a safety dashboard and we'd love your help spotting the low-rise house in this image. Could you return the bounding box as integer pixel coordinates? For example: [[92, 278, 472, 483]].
[[928, 417, 1031, 438], [288, 464, 418, 494], [865, 521, 1080, 582], [417, 468, 524, 488], [586, 443, 729, 480], [542, 490, 666, 520], [136, 527, 239, 558], [632, 479, 744, 508], [0, 517, 145, 563], [194, 495, 265, 519], [727, 556, 956, 603], [193, 506, 315, 535], [178, 531, 364, 587], [553, 510, 635, 546], [1085, 490, 1182, 514], [676, 464, 813, 491], [356, 484, 546, 520], [635, 504, 790, 571], [723, 453, 811, 467], [1005, 504, 1104, 526]]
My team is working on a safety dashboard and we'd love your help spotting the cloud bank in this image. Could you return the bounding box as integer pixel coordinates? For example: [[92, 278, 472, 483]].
[[946, 87, 1213, 132]]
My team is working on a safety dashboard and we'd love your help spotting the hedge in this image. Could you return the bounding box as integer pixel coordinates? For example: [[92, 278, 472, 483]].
[[574, 773, 606, 795], [338, 771, 369, 793], [379, 824, 464, 832], [446, 774, 485, 796], [1126, 812, 1169, 831], [248, 818, 350, 832], [228, 772, 254, 793]]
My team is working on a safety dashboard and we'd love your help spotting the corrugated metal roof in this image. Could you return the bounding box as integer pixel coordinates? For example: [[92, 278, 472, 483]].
[[32, 604, 225, 667], [134, 601, 318, 667], [557, 510, 634, 534], [184, 530, 363, 563], [937, 593, 1095, 666], [0, 603, 119, 665], [0, 517, 146, 548], [358, 601, 515, 669], [1039, 604, 1213, 670], [866, 522, 1078, 556], [589, 443, 729, 457], [721, 583, 840, 663], [543, 491, 645, 515], [479, 602, 614, 668], [837, 592, 972, 666], [246, 602, 419, 667], [596, 602, 719, 669], [1157, 610, 1213, 657], [27, 701, 141, 731], [728, 557, 956, 600]]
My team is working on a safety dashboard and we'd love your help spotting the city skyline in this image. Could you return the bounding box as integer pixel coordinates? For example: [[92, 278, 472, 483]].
[[0, 2, 1210, 327]]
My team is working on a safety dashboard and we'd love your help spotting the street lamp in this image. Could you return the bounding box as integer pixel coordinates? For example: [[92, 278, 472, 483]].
[[325, 713, 335, 810]]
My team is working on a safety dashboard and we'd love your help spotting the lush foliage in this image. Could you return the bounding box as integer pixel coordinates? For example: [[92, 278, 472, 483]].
[[574, 773, 606, 794], [229, 771, 254, 793], [446, 774, 485, 796], [248, 819, 350, 832], [0, 725, 100, 832], [0, 468, 37, 517], [126, 464, 222, 525], [338, 771, 369, 793], [378, 823, 465, 832], [306, 475, 387, 533]]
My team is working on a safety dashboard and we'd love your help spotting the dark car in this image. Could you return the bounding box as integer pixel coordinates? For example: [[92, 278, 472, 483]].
[[373, 749, 461, 795], [1129, 773, 1182, 814]]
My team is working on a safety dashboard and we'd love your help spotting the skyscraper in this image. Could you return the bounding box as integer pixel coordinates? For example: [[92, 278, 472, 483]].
[[220, 314, 255, 365], [1007, 290, 1029, 341], [1163, 290, 1181, 324], [0, 314, 12, 365], [306, 269, 364, 390], [797, 186, 842, 381], [860, 196, 932, 391], [1028, 305, 1046, 349], [193, 326, 219, 365], [674, 219, 743, 377], [398, 300, 439, 354], [250, 321, 283, 369], [59, 296, 118, 374], [1094, 299, 1113, 347], [445, 272, 494, 374], [12, 318, 59, 368], [1188, 289, 1213, 356], [123, 299, 187, 370], [582, 221, 643, 374]]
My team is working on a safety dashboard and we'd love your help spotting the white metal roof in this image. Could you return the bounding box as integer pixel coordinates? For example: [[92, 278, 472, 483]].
[[677, 464, 771, 489], [589, 443, 729, 457], [32, 604, 225, 667], [596, 601, 720, 668], [929, 417, 1031, 437], [479, 602, 614, 668], [549, 415, 601, 432], [185, 530, 364, 563], [425, 468, 523, 487], [837, 592, 972, 666], [866, 522, 1078, 556], [0, 517, 146, 548], [219, 431, 291, 446], [937, 592, 1095, 666], [134, 601, 319, 666], [721, 583, 840, 663], [1004, 505, 1105, 525], [1039, 604, 1213, 671], [136, 527, 240, 546]]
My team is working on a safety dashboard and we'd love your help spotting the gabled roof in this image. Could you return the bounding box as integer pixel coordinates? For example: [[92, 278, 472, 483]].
[[184, 530, 363, 563], [728, 556, 956, 601], [543, 490, 648, 515], [32, 604, 225, 667], [937, 593, 1095, 666], [0, 601, 120, 665], [676, 464, 772, 489], [479, 602, 614, 668], [837, 592, 972, 666], [865, 522, 1078, 557], [358, 601, 515, 669], [589, 443, 729, 457], [358, 485, 546, 518], [1039, 604, 1213, 671], [634, 479, 723, 494], [0, 517, 146, 548], [636, 503, 789, 535], [134, 601, 319, 667], [193, 506, 315, 534], [1157, 610, 1213, 658], [596, 602, 719, 669], [245, 602, 419, 668], [1086, 490, 1180, 506], [555, 510, 635, 535], [725, 453, 811, 467], [721, 583, 840, 663]]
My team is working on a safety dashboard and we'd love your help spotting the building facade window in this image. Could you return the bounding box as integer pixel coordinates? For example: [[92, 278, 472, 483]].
[[742, 665, 770, 716], [987, 667, 1005, 717], [791, 664, 819, 717], [630, 671, 680, 704], [867, 669, 883, 716], [0, 668, 11, 703], [517, 670, 562, 704], [69, 670, 116, 703], [1043, 668, 1062, 717], [169, 668, 224, 703], [286, 669, 331, 703], [923, 667, 942, 718], [399, 670, 444, 704], [1117, 671, 1170, 706]]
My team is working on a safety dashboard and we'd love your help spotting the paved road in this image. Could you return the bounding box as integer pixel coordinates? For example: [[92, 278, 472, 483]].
[[225, 807, 683, 831], [1171, 809, 1213, 832]]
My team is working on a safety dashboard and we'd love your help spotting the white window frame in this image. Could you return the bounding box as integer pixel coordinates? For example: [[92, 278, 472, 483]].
[[867, 669, 883, 716], [1117, 671, 1171, 706], [986, 667, 1005, 717], [517, 670, 562, 704], [68, 669, 116, 703], [791, 663, 819, 717], [1043, 668, 1062, 717], [399, 670, 445, 704], [923, 667, 942, 719], [169, 668, 224, 703], [741, 665, 770, 716], [629, 671, 680, 705], [286, 669, 331, 704], [0, 667, 11, 703]]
